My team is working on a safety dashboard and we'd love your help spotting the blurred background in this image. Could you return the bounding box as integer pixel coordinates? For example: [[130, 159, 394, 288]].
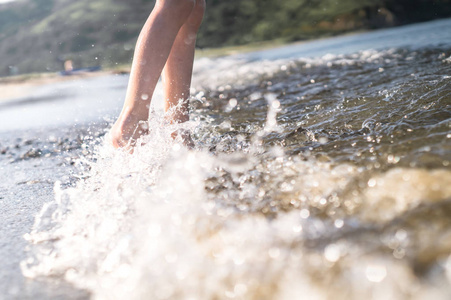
[[1, 1, 451, 299], [0, 0, 450, 77]]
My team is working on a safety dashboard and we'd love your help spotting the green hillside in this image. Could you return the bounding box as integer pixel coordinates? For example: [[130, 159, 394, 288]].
[[0, 0, 450, 76]]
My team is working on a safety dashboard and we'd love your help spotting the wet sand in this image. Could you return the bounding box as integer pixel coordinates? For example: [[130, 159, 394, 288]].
[[0, 65, 146, 299], [0, 126, 103, 299], [1, 18, 450, 299]]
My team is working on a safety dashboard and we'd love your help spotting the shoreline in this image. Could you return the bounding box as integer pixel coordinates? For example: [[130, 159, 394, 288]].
[[0, 29, 371, 102], [1, 17, 448, 105], [0, 70, 119, 102], [1, 18, 450, 299]]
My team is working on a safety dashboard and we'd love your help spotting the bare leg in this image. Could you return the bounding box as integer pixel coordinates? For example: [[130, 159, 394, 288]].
[[111, 0, 196, 148], [163, 0, 205, 123], [163, 0, 205, 147]]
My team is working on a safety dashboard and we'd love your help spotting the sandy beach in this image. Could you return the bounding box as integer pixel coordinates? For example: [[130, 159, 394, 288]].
[[0, 70, 126, 298], [1, 19, 451, 299], [0, 125, 100, 299], [0, 71, 122, 102]]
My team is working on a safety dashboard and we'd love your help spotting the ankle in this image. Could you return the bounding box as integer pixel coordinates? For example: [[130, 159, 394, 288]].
[[120, 105, 149, 123]]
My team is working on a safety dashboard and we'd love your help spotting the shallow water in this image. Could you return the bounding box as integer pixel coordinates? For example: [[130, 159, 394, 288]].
[[21, 19, 451, 299]]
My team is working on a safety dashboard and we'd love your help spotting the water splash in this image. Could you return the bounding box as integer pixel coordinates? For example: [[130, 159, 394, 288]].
[[22, 44, 451, 299]]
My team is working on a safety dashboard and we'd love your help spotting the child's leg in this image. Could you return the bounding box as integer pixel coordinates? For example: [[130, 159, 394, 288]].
[[162, 0, 206, 123], [111, 0, 196, 148]]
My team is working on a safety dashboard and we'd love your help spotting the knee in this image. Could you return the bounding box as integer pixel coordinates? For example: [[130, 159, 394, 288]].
[[186, 0, 205, 30], [157, 0, 196, 20], [194, 0, 206, 17]]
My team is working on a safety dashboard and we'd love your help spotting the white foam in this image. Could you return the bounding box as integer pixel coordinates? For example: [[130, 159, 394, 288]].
[[22, 47, 451, 299]]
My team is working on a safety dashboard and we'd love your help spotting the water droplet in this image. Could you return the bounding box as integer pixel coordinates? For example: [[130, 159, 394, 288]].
[[292, 224, 303, 233], [300, 209, 310, 219], [318, 137, 328, 144], [395, 229, 407, 240], [249, 92, 262, 101], [220, 121, 231, 129], [393, 248, 405, 259], [334, 219, 344, 228], [365, 264, 387, 282], [324, 244, 340, 262], [445, 256, 451, 282]]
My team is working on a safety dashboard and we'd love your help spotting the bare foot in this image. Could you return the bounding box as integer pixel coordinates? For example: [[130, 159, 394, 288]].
[[111, 112, 149, 149]]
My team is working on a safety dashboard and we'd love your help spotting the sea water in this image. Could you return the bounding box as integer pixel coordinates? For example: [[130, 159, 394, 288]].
[[22, 19, 451, 299]]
